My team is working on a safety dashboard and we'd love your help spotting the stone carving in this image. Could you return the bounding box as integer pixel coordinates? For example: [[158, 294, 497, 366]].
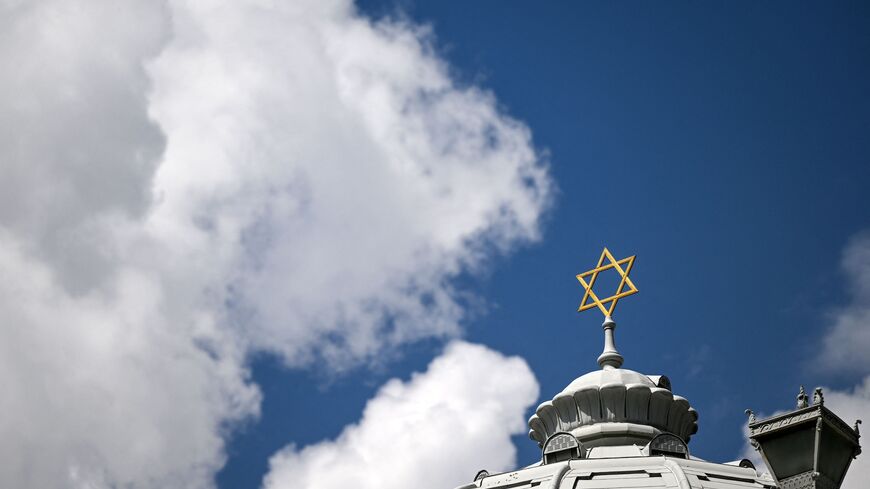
[[748, 409, 818, 436], [748, 404, 861, 451], [797, 385, 808, 409], [813, 387, 824, 406], [745, 409, 757, 424], [779, 471, 837, 489]]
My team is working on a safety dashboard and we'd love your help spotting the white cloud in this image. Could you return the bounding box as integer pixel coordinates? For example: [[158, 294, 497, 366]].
[[146, 0, 551, 368], [0, 233, 259, 488], [0, 0, 551, 487], [0, 0, 168, 293], [820, 233, 870, 489], [742, 233, 870, 489], [820, 233, 870, 373], [263, 341, 540, 489]]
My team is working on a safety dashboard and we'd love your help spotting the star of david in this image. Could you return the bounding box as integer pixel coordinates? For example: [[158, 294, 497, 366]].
[[576, 247, 638, 317]]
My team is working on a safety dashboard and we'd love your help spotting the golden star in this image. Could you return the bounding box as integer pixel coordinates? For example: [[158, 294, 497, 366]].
[[576, 247, 638, 317]]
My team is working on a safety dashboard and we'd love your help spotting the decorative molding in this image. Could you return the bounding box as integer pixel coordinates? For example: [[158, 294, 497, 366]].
[[749, 407, 819, 437], [749, 404, 859, 448], [820, 408, 860, 444], [778, 471, 837, 489]]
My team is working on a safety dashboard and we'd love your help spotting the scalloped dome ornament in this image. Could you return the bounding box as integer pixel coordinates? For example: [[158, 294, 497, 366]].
[[527, 247, 699, 449]]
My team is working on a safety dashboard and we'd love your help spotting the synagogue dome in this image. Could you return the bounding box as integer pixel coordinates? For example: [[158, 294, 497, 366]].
[[528, 366, 698, 448]]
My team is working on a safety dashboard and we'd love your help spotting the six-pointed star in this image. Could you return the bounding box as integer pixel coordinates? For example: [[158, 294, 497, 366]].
[[576, 247, 638, 317]]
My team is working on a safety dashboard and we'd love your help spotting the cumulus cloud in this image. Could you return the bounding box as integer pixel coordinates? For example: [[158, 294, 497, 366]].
[[742, 233, 870, 489], [820, 233, 870, 373], [0, 233, 259, 488], [820, 233, 870, 489], [146, 0, 551, 367], [0, 0, 551, 487], [263, 341, 540, 489], [0, 0, 168, 293]]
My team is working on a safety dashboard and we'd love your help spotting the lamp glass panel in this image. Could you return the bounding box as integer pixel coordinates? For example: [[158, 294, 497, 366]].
[[818, 427, 855, 483], [759, 426, 815, 480]]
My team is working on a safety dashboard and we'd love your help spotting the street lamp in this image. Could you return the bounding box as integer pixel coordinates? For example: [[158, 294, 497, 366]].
[[747, 387, 861, 489]]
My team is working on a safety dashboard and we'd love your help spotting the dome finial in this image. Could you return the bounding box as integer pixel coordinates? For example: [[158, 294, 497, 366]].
[[576, 247, 637, 368], [598, 316, 624, 369]]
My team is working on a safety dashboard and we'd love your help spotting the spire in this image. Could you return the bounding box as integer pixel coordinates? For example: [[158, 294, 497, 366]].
[[598, 316, 623, 369]]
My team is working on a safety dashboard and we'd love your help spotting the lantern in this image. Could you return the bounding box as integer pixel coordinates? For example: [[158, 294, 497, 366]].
[[747, 387, 861, 489]]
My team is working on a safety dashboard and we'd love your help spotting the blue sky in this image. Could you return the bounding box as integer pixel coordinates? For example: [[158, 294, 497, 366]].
[[218, 1, 870, 487], [2, 1, 869, 489]]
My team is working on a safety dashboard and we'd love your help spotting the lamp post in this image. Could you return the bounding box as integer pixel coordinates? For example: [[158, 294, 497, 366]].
[[747, 387, 861, 489]]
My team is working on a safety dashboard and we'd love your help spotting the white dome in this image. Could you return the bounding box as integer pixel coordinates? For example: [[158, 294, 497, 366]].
[[559, 368, 657, 393], [528, 368, 698, 448]]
